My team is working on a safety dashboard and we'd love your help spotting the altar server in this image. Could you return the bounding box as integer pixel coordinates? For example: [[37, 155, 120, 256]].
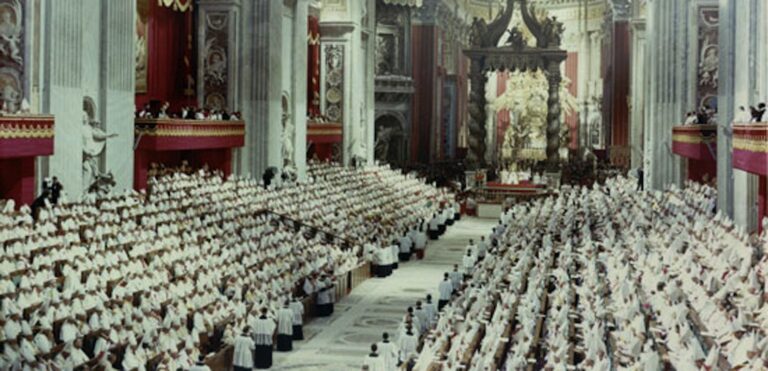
[[252, 308, 276, 369], [362, 344, 385, 371], [233, 328, 255, 371], [377, 332, 398, 371], [290, 296, 305, 340], [438, 273, 453, 310], [277, 300, 294, 351]]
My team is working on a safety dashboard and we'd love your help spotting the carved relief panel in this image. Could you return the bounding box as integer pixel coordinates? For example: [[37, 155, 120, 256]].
[[375, 2, 407, 76], [323, 44, 344, 123], [0, 0, 24, 111], [202, 11, 229, 110], [696, 7, 718, 109]]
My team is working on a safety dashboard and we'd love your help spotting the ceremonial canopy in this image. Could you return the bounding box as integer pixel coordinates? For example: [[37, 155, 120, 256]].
[[464, 0, 567, 171]]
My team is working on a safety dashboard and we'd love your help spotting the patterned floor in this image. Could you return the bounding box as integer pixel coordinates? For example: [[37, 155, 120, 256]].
[[271, 217, 498, 370]]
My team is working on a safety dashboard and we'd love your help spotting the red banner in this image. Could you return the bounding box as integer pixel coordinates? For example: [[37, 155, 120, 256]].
[[307, 16, 321, 118]]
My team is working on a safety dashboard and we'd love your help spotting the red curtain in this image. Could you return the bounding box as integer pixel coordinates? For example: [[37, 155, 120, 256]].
[[565, 52, 579, 149], [760, 176, 767, 234], [495, 71, 509, 156], [135, 0, 196, 110], [307, 16, 321, 118], [0, 157, 35, 207]]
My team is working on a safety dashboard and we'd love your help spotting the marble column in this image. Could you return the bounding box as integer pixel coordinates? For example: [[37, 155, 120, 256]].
[[319, 0, 373, 166], [242, 0, 283, 178], [42, 0, 84, 195], [644, 0, 685, 191], [629, 18, 645, 169], [545, 62, 562, 171], [364, 0, 376, 165], [466, 59, 487, 168], [291, 0, 309, 179], [101, 0, 136, 193], [577, 30, 590, 149], [728, 0, 760, 231], [41, 0, 135, 195]]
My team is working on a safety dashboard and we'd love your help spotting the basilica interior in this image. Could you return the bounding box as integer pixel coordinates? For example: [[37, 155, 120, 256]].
[[0, 0, 767, 370]]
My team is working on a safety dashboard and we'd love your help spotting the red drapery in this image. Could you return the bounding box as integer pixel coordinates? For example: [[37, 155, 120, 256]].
[[495, 71, 509, 156], [565, 52, 579, 149], [157, 0, 193, 12], [0, 157, 35, 207], [135, 0, 196, 110], [307, 16, 321, 118], [760, 176, 767, 234]]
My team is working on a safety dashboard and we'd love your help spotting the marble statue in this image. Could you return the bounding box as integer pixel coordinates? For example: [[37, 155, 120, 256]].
[[204, 38, 226, 85], [281, 106, 295, 168], [1, 82, 19, 112], [82, 112, 117, 192], [375, 126, 395, 161], [505, 27, 527, 50], [0, 1, 22, 65]]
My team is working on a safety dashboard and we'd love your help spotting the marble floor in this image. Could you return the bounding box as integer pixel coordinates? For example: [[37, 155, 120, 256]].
[[271, 217, 497, 371]]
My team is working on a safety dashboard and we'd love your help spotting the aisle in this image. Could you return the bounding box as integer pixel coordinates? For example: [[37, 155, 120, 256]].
[[271, 217, 497, 370]]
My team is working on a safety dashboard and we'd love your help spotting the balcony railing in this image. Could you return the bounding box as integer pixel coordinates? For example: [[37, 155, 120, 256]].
[[134, 118, 245, 151], [0, 115, 55, 158], [671, 124, 717, 161], [733, 123, 768, 176]]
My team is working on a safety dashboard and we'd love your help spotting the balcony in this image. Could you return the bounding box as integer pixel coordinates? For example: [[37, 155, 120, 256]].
[[671, 124, 717, 161], [134, 118, 245, 151], [733, 123, 768, 176], [0, 115, 55, 158]]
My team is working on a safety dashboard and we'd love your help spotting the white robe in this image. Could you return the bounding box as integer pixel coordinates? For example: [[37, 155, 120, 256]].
[[252, 317, 276, 345], [289, 301, 304, 325], [377, 340, 398, 371], [439, 280, 453, 300], [362, 354, 385, 371], [398, 333, 418, 362], [233, 335, 255, 368], [277, 307, 293, 335]]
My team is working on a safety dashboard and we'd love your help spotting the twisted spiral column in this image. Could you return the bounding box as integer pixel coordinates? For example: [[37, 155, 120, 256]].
[[467, 59, 488, 168], [545, 62, 562, 171]]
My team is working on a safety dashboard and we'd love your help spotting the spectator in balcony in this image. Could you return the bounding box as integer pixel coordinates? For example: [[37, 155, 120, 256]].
[[750, 103, 765, 122], [738, 106, 751, 123], [158, 101, 170, 119], [683, 111, 696, 125]]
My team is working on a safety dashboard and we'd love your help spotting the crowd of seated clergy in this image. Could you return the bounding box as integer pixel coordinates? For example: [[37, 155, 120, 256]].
[[146, 162, 217, 182], [270, 161, 454, 247], [0, 163, 451, 370], [396, 177, 767, 371], [136, 101, 240, 121]]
